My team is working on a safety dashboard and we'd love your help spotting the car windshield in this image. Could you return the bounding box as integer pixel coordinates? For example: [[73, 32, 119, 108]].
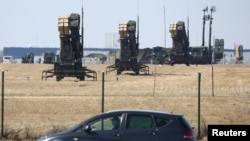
[[68, 120, 88, 133], [4, 56, 11, 59]]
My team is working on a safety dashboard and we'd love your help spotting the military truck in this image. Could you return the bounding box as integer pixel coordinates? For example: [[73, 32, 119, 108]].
[[188, 46, 210, 64], [43, 52, 55, 64], [22, 53, 34, 64]]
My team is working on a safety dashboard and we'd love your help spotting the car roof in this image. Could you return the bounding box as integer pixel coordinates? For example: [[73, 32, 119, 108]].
[[105, 109, 183, 116]]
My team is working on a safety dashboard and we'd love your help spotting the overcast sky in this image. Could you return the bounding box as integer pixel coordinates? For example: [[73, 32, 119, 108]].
[[1, 0, 249, 49]]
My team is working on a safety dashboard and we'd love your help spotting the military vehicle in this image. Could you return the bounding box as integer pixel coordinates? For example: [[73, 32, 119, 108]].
[[188, 46, 210, 64], [169, 21, 190, 66], [213, 38, 224, 63], [105, 46, 171, 65], [22, 52, 34, 64], [106, 19, 149, 75], [234, 44, 243, 63], [43, 52, 55, 64], [42, 11, 97, 81], [150, 46, 170, 64], [188, 39, 224, 65]]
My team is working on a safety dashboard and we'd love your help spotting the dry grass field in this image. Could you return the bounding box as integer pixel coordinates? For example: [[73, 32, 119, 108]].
[[0, 63, 250, 140]]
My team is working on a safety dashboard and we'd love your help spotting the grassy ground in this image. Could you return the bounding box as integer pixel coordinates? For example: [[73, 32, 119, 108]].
[[0, 63, 249, 140]]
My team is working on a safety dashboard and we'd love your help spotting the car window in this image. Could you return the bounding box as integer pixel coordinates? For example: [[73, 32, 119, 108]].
[[87, 114, 122, 131], [126, 114, 153, 129], [154, 116, 172, 128]]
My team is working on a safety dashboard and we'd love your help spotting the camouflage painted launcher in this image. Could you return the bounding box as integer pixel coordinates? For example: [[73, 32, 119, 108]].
[[58, 14, 82, 64]]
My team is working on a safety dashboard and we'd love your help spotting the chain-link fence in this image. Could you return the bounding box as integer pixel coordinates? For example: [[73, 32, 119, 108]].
[[0, 64, 249, 140]]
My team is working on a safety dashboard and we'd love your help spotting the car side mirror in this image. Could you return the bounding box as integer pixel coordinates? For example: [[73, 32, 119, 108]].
[[84, 125, 92, 133]]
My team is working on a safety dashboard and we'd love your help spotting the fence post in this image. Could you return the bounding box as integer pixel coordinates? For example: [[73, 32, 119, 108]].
[[153, 68, 156, 96], [212, 66, 214, 96], [101, 71, 104, 113], [197, 72, 201, 139], [1, 70, 4, 137]]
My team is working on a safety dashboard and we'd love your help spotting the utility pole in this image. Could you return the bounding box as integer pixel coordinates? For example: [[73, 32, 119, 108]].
[[81, 1, 84, 63], [187, 17, 190, 47]]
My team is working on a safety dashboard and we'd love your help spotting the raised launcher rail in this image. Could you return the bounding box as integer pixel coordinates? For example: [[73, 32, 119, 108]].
[[42, 67, 97, 81]]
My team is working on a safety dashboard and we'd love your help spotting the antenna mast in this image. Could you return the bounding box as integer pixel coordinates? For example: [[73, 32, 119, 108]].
[[137, 0, 139, 48], [81, 1, 84, 60], [164, 4, 166, 48], [187, 17, 190, 47]]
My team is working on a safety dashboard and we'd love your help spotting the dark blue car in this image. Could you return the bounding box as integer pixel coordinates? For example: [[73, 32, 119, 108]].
[[37, 109, 196, 141]]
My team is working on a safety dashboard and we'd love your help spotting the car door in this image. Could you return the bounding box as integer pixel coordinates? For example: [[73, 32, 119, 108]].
[[120, 113, 157, 141], [152, 115, 179, 141], [77, 114, 123, 141]]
